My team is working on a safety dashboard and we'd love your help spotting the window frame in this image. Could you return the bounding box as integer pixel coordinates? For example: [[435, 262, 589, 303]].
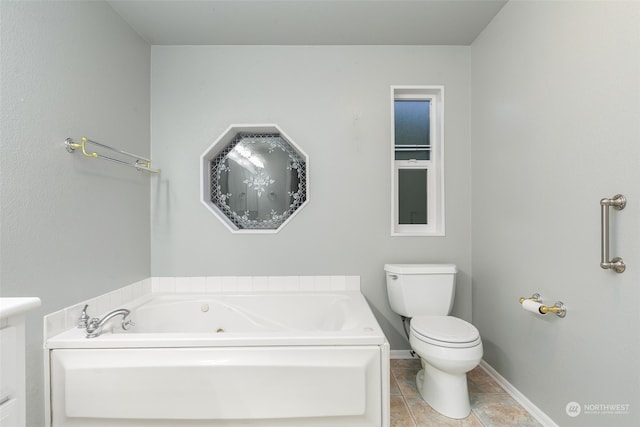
[[391, 86, 445, 236]]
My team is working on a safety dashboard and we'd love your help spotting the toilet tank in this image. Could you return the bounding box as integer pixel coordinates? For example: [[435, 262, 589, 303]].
[[384, 264, 457, 317]]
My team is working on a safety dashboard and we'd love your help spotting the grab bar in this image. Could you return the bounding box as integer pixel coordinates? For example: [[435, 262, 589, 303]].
[[600, 194, 626, 273], [65, 137, 159, 173]]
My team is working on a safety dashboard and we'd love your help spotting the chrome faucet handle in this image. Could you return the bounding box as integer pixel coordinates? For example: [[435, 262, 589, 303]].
[[122, 318, 135, 330], [77, 305, 90, 329], [85, 317, 101, 335]]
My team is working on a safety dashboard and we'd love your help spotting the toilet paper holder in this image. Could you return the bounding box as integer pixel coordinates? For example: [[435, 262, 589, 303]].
[[519, 293, 567, 318]]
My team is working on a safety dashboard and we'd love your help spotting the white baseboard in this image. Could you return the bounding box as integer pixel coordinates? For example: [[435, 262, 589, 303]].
[[479, 360, 558, 427], [389, 349, 418, 359]]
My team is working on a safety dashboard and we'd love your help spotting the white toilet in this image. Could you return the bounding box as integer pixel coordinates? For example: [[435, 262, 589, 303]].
[[384, 264, 483, 419]]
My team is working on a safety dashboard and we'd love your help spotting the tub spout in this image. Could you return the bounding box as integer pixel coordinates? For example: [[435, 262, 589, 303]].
[[86, 308, 134, 338]]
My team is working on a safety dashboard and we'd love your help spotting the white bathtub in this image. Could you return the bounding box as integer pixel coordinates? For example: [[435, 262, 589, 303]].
[[45, 289, 390, 427]]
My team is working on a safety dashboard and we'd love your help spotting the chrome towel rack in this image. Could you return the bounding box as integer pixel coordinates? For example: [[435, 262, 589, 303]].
[[600, 194, 626, 273], [65, 137, 159, 174]]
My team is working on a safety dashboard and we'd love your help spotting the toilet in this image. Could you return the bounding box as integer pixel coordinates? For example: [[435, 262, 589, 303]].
[[384, 264, 483, 419]]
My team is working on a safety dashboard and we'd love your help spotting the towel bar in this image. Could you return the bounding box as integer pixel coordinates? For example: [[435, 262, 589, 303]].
[[65, 137, 159, 174]]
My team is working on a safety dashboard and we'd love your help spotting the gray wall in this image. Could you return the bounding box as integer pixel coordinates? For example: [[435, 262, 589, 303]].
[[150, 46, 473, 348], [471, 1, 639, 426], [0, 1, 151, 424], [5, 2, 637, 426]]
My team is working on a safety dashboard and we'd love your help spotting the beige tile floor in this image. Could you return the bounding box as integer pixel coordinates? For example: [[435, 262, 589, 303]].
[[390, 359, 542, 427]]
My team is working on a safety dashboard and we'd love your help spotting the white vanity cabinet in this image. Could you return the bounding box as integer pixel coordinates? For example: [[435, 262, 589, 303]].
[[0, 298, 41, 427]]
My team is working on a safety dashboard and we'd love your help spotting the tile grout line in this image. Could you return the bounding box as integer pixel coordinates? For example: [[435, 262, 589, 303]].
[[470, 407, 488, 427], [391, 368, 417, 427], [404, 396, 419, 427]]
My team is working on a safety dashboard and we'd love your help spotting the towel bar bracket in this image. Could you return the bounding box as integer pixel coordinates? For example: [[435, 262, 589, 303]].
[[65, 137, 80, 153], [601, 194, 626, 210]]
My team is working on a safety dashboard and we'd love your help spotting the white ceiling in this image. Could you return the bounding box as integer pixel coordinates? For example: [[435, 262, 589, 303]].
[[107, 0, 507, 46]]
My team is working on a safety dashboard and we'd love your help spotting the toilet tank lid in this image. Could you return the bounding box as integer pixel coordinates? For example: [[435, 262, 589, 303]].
[[384, 264, 457, 274]]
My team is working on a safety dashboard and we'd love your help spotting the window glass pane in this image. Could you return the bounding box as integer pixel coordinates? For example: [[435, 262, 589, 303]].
[[394, 100, 430, 160], [398, 169, 427, 224]]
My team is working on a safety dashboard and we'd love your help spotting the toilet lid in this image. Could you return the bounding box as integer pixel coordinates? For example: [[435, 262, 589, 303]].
[[410, 316, 480, 346]]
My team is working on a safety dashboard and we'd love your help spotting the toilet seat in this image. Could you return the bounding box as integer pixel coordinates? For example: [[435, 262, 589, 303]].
[[410, 316, 481, 348]]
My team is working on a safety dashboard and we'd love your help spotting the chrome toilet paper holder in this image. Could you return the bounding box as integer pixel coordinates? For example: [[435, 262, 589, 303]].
[[519, 293, 567, 318]]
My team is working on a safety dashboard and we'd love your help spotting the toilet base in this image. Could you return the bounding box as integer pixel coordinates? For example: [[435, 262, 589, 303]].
[[416, 363, 471, 419]]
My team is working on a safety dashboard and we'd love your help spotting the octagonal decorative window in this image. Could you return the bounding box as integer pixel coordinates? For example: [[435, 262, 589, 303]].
[[200, 124, 309, 233]]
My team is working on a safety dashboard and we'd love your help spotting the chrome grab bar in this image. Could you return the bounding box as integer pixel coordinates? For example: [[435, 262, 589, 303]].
[[600, 194, 626, 273]]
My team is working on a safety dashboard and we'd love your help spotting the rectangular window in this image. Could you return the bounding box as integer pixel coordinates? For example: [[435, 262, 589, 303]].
[[391, 86, 444, 236], [394, 100, 430, 161], [398, 168, 428, 224]]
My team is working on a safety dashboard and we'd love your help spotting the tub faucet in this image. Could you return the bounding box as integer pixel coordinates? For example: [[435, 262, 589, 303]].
[[85, 308, 134, 338]]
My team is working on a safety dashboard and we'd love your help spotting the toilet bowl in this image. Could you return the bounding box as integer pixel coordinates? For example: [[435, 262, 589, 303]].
[[384, 264, 483, 419], [409, 315, 482, 419]]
